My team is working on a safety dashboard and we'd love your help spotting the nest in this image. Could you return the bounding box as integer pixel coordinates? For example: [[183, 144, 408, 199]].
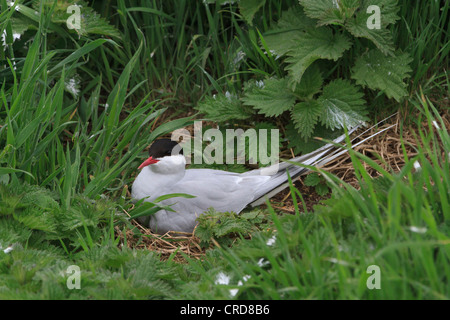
[[115, 218, 206, 262]]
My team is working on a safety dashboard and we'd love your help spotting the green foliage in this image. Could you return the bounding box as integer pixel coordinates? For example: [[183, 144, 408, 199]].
[[242, 78, 296, 117], [0, 244, 181, 299], [238, 0, 267, 26], [352, 49, 413, 102], [304, 172, 330, 196], [284, 27, 352, 88], [196, 92, 253, 122], [317, 79, 367, 130], [195, 208, 268, 248], [0, 182, 124, 251], [344, 0, 400, 55], [28, 0, 120, 38], [196, 0, 412, 155], [393, 1, 449, 91], [291, 101, 323, 140], [0, 1, 193, 202]]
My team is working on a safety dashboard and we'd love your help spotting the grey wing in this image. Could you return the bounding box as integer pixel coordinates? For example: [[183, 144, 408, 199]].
[[147, 169, 271, 233], [160, 168, 271, 213]]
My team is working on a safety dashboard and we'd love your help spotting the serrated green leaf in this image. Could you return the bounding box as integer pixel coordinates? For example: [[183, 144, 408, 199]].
[[351, 49, 412, 102], [362, 0, 400, 26], [300, 0, 363, 26], [33, 0, 121, 38], [315, 183, 330, 196], [300, 0, 345, 26], [294, 64, 323, 98], [344, 0, 400, 55], [345, 15, 394, 55], [242, 78, 296, 117], [304, 172, 321, 186], [196, 92, 253, 122], [291, 100, 323, 140], [318, 79, 367, 130], [285, 28, 352, 87], [238, 0, 266, 25], [9, 17, 32, 37], [263, 6, 317, 57]]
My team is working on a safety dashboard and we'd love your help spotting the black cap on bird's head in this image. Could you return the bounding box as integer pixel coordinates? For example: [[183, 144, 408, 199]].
[[138, 139, 183, 169], [148, 139, 183, 158]]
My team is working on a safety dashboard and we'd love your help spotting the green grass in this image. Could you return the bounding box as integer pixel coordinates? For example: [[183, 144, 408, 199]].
[[0, 0, 449, 300]]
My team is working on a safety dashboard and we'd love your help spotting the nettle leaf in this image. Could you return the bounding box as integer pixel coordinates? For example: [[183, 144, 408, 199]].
[[315, 183, 330, 196], [285, 27, 352, 88], [304, 172, 321, 186], [239, 0, 266, 26], [242, 78, 296, 117], [345, 0, 400, 55], [196, 92, 253, 122], [299, 0, 348, 26], [33, 0, 120, 38], [351, 49, 412, 102], [263, 6, 317, 57], [318, 79, 367, 130], [362, 0, 401, 26], [8, 17, 32, 38], [345, 14, 393, 55], [294, 64, 323, 98], [291, 100, 323, 140]]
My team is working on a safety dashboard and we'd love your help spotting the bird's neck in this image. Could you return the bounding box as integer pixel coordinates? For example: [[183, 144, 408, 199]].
[[132, 155, 186, 201]]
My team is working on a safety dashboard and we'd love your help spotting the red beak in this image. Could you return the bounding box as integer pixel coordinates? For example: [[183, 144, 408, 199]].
[[138, 156, 160, 169]]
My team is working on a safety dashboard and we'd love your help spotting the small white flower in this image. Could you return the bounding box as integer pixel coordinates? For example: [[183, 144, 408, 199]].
[[408, 226, 427, 234], [241, 275, 251, 282], [266, 235, 276, 246], [215, 272, 230, 285], [257, 258, 270, 267], [264, 49, 280, 60], [230, 275, 251, 297], [232, 50, 246, 66], [229, 288, 239, 297], [2, 246, 13, 254], [65, 77, 80, 97], [256, 80, 265, 89], [1, 31, 22, 48]]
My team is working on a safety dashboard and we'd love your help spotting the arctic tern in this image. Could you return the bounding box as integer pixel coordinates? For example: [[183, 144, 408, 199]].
[[130, 123, 388, 234]]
